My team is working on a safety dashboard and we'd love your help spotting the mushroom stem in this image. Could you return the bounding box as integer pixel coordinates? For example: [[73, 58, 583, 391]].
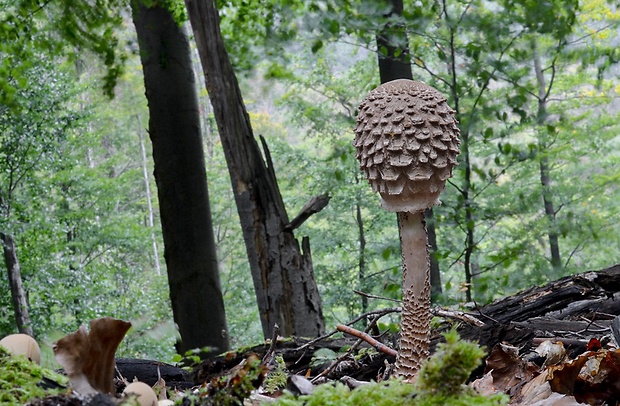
[[395, 210, 431, 378]]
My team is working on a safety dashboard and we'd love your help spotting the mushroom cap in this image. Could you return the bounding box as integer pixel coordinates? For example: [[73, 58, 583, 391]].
[[123, 381, 158, 406], [354, 79, 460, 212], [0, 333, 41, 364]]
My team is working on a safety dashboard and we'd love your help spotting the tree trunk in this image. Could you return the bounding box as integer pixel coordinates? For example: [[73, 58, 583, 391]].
[[375, 0, 442, 296], [533, 38, 562, 271], [376, 0, 413, 84], [131, 1, 229, 354], [1, 232, 33, 336], [355, 203, 368, 317], [443, 6, 476, 302], [184, 0, 325, 339]]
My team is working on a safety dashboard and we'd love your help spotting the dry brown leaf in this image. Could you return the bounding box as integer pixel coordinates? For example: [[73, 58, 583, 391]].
[[485, 343, 539, 395], [548, 351, 591, 396], [509, 369, 585, 405], [568, 349, 620, 405], [526, 392, 586, 406], [535, 340, 566, 368], [471, 371, 497, 396]]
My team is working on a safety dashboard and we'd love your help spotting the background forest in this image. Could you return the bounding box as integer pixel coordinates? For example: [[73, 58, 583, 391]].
[[1, 0, 620, 365]]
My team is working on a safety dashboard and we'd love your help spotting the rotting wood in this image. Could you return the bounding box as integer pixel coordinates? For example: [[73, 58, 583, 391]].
[[458, 264, 620, 350]]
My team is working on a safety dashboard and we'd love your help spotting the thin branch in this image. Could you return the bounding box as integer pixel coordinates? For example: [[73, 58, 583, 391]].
[[353, 289, 400, 303], [336, 324, 398, 358]]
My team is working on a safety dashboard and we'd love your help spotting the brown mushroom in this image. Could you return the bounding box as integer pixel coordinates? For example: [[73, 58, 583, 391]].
[[53, 317, 132, 394], [353, 79, 460, 378]]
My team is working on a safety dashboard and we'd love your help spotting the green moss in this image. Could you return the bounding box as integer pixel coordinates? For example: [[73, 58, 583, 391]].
[[263, 355, 288, 394], [270, 331, 508, 406], [0, 346, 67, 404], [417, 329, 485, 396], [272, 380, 417, 405]]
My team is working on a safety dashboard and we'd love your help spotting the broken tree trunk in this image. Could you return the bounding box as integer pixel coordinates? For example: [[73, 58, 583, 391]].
[[1, 233, 33, 336], [184, 0, 325, 339]]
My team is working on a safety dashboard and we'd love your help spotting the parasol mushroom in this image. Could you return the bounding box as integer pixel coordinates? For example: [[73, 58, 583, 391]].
[[353, 79, 460, 378]]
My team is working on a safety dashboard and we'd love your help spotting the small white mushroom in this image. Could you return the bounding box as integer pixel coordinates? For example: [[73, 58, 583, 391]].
[[157, 400, 174, 406], [0, 333, 41, 364], [123, 381, 158, 406], [354, 79, 460, 378]]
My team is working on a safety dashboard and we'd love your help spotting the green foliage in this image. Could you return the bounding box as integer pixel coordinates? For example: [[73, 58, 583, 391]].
[[214, 0, 618, 315], [2, 0, 620, 363], [416, 330, 485, 396], [273, 331, 506, 405], [0, 0, 128, 102], [141, 0, 188, 23], [0, 39, 177, 361], [0, 346, 67, 404], [273, 380, 418, 406], [309, 348, 339, 368]]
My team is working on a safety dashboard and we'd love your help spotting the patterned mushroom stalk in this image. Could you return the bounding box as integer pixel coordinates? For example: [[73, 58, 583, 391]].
[[353, 79, 460, 378]]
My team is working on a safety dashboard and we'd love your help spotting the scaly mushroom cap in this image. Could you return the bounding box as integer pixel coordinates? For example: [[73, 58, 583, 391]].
[[354, 79, 460, 212]]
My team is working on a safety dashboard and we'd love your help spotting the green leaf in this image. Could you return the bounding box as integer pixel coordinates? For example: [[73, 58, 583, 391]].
[[311, 40, 324, 53]]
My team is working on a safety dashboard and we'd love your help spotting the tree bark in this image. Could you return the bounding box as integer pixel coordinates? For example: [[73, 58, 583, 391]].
[[356, 203, 368, 317], [184, 0, 325, 339], [375, 0, 442, 296], [1, 232, 33, 336], [376, 0, 413, 84], [131, 1, 229, 354]]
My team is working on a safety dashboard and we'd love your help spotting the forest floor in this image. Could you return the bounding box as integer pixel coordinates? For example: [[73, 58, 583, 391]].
[[25, 263, 620, 405]]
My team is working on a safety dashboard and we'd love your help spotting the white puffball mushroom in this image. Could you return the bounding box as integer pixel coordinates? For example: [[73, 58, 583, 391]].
[[0, 333, 41, 364], [158, 400, 174, 406], [123, 381, 158, 406]]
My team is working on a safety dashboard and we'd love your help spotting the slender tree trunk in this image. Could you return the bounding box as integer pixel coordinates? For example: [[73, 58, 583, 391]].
[[1, 232, 33, 336], [376, 0, 442, 296], [136, 116, 161, 275], [184, 0, 324, 339], [533, 38, 562, 271], [355, 203, 368, 317], [131, 1, 229, 353], [440, 1, 476, 301], [425, 208, 442, 299]]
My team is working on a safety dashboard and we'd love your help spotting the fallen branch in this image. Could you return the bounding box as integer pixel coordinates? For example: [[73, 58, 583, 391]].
[[433, 308, 485, 327], [335, 324, 398, 358]]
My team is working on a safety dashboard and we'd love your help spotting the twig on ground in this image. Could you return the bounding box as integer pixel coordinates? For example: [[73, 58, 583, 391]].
[[432, 308, 485, 327], [336, 324, 398, 358], [262, 324, 280, 366], [293, 308, 400, 353]]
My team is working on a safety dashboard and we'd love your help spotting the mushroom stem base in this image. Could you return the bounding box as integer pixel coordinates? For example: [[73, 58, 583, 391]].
[[395, 211, 431, 379]]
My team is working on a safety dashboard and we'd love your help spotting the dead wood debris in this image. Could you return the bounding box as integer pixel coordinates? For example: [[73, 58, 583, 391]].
[[29, 264, 620, 405]]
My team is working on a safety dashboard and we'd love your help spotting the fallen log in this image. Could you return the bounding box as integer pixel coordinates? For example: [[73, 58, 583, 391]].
[[458, 264, 620, 350]]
